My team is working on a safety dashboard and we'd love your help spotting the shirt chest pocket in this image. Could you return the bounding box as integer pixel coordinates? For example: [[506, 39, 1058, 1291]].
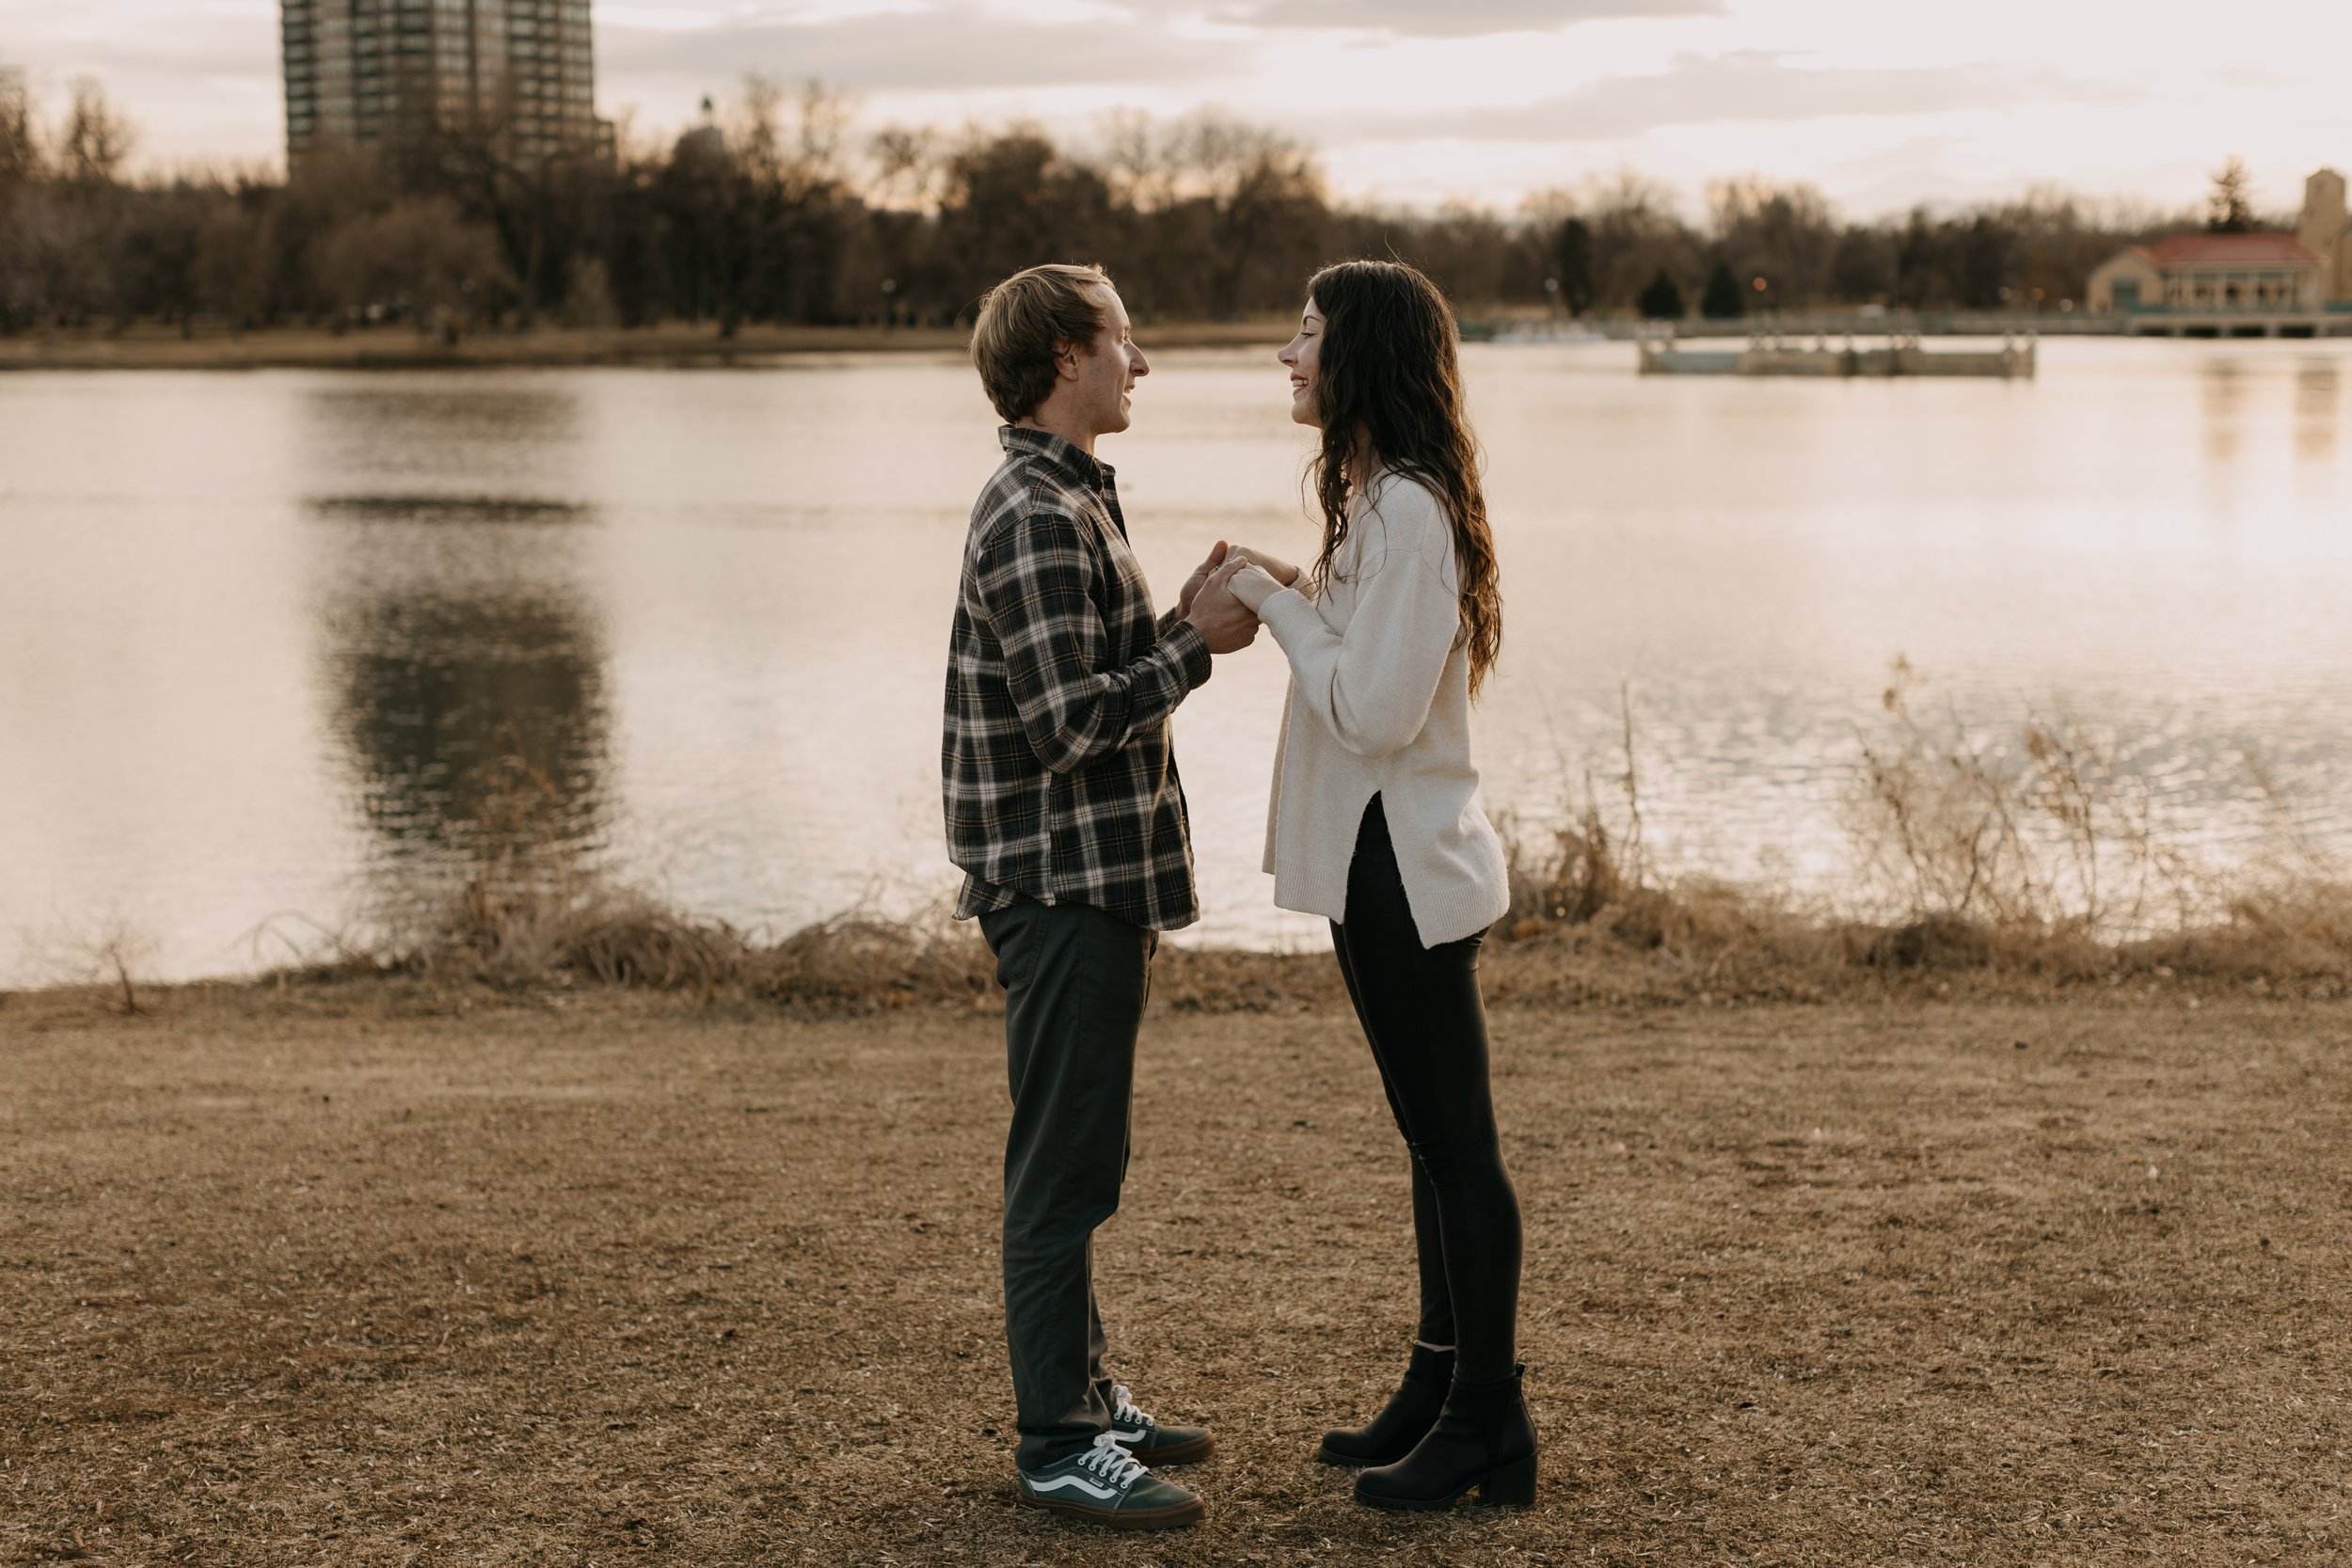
[[1091, 517, 1153, 656]]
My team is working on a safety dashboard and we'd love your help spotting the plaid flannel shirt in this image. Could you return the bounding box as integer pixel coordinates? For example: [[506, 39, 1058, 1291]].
[[943, 426, 1213, 931]]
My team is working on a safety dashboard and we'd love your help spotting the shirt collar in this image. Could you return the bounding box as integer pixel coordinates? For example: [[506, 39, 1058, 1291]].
[[1000, 424, 1113, 491]]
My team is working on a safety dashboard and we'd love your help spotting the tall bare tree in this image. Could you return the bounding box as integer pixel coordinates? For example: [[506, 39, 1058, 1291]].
[[0, 65, 38, 193], [58, 77, 134, 187], [1708, 177, 1839, 308], [0, 65, 40, 326], [314, 194, 508, 336]]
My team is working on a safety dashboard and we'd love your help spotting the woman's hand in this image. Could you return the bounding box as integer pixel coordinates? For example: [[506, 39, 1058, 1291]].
[[1230, 544, 1302, 587], [1225, 562, 1286, 616]]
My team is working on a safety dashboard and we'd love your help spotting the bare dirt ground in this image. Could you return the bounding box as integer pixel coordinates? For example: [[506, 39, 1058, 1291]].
[[4, 982, 2347, 1565]]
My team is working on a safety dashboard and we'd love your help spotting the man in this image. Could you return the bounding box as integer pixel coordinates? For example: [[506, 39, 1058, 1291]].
[[943, 262, 1258, 1530]]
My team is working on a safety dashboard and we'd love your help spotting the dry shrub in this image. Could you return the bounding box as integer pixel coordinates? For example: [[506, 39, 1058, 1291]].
[[2123, 880, 2352, 983], [742, 914, 995, 1014], [285, 751, 750, 995], [1150, 945, 1339, 1013], [1501, 801, 1632, 934], [20, 916, 159, 1015], [1485, 664, 2352, 999], [262, 673, 2352, 1012], [1492, 848, 1849, 1004], [1490, 692, 1851, 999], [333, 870, 999, 1013], [386, 864, 742, 990], [1834, 659, 2352, 987], [1850, 657, 2211, 940]]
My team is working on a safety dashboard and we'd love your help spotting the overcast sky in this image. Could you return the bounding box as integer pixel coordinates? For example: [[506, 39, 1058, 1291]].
[[6, 0, 2351, 219]]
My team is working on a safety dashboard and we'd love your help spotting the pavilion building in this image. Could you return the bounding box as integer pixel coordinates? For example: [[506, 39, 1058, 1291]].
[[2089, 169, 2352, 315]]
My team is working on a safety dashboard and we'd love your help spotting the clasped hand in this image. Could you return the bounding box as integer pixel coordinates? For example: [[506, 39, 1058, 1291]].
[[1177, 540, 1301, 656]]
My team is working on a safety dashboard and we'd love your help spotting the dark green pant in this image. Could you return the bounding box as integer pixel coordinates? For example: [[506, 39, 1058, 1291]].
[[978, 899, 1156, 1470]]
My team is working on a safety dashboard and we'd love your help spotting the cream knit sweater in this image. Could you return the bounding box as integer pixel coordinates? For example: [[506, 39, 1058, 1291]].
[[1228, 471, 1510, 948]]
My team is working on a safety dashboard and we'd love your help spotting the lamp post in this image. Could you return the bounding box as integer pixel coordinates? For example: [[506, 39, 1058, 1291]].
[[1543, 275, 1561, 320], [881, 277, 898, 332]]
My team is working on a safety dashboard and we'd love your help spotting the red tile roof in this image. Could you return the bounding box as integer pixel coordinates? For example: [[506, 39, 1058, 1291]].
[[2134, 232, 2321, 269]]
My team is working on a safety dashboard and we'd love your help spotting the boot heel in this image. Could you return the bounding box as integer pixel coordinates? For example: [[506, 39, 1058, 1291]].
[[1478, 1454, 1537, 1506]]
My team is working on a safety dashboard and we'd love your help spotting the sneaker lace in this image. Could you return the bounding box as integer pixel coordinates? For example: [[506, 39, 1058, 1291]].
[[1109, 1383, 1150, 1430], [1080, 1432, 1148, 1489]]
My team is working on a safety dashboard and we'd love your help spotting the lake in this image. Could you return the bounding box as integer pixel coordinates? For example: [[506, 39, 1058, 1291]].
[[5, 339, 2349, 986]]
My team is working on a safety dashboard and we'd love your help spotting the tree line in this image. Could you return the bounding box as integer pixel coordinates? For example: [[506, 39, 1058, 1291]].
[[0, 66, 2234, 338]]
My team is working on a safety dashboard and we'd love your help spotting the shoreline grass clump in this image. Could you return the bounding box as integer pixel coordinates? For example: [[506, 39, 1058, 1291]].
[[1842, 660, 2352, 987], [216, 664, 2352, 1013], [1486, 664, 2352, 1002]]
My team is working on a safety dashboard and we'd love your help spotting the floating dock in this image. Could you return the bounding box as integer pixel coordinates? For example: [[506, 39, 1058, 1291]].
[[1638, 332, 2036, 379]]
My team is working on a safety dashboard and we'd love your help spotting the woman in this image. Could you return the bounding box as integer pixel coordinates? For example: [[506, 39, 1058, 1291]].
[[1223, 260, 1530, 1512]]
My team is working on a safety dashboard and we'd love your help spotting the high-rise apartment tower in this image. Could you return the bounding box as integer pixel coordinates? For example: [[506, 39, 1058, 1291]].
[[280, 0, 597, 166]]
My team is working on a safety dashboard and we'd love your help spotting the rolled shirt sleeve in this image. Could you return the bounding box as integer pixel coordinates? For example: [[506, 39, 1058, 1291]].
[[974, 510, 1210, 775]]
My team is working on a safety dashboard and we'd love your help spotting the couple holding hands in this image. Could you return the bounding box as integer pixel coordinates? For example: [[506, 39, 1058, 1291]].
[[941, 259, 1526, 1529]]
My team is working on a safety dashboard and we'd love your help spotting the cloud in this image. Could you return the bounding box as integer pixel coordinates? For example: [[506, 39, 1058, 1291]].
[[0, 1, 277, 86], [1211, 0, 1723, 38], [1341, 51, 2147, 141], [599, 6, 1231, 92], [11, 35, 269, 85]]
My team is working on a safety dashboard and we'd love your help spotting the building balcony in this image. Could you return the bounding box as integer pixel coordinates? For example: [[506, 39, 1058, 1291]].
[[2123, 299, 2322, 315]]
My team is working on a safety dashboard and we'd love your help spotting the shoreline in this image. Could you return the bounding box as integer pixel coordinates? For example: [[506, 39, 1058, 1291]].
[[0, 318, 1295, 372], [5, 315, 2312, 373], [8, 912, 2347, 1019]]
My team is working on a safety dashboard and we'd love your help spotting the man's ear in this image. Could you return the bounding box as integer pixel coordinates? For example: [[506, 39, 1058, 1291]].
[[1055, 344, 1083, 383]]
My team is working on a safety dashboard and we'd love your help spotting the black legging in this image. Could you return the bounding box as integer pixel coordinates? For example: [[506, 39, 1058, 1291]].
[[1327, 793, 1523, 1386]]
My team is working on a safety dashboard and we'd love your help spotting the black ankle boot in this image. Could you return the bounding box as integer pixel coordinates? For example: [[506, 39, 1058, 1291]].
[[1353, 1364, 1536, 1511], [1316, 1343, 1454, 1467]]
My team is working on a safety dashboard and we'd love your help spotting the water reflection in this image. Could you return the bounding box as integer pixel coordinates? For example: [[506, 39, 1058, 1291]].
[[2295, 360, 2339, 467], [2201, 357, 2246, 468], [310, 494, 610, 921], [310, 495, 592, 526], [326, 586, 608, 857], [302, 383, 584, 458]]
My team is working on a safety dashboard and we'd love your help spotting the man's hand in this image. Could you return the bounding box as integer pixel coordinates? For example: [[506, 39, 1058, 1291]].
[[1174, 539, 1231, 620], [1230, 544, 1302, 587], [1184, 556, 1260, 655]]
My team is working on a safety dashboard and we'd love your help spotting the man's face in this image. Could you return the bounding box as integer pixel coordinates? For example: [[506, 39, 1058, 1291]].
[[1068, 286, 1149, 437]]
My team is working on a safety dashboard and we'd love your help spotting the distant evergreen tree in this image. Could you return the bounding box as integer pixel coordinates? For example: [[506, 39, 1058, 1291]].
[[1552, 215, 1595, 316], [1637, 267, 1685, 320], [1700, 260, 1744, 318], [2207, 156, 2255, 233]]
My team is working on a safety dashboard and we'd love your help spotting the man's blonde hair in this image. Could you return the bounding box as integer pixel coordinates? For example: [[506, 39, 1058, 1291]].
[[971, 263, 1113, 424]]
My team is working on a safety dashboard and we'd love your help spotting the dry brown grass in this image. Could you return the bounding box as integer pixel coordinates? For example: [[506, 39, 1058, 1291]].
[[231, 663, 2352, 1017], [4, 982, 2348, 1565], [1484, 668, 2352, 1005], [283, 808, 2352, 1022]]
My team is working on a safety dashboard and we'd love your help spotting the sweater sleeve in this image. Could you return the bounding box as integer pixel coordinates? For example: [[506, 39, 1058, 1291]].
[[1249, 489, 1459, 760]]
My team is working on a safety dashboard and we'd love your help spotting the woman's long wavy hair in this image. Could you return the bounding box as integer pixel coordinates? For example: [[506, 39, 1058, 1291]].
[[1300, 259, 1502, 699]]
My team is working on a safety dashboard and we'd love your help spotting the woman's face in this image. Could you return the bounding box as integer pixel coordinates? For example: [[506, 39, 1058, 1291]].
[[1278, 297, 1325, 428]]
